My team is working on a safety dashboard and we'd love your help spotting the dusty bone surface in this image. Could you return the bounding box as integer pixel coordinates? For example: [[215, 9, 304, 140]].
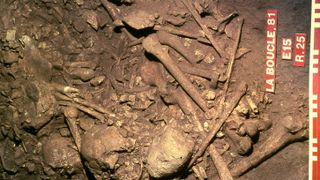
[[0, 0, 309, 179]]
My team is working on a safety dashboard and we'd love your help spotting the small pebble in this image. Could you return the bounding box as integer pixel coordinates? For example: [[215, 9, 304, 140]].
[[204, 53, 215, 64], [119, 94, 128, 103], [74, 0, 84, 5], [25, 162, 36, 173], [70, 67, 95, 82], [195, 49, 205, 62], [122, 10, 156, 30], [6, 30, 16, 41], [206, 90, 216, 100], [3, 51, 19, 65], [216, 131, 225, 138], [203, 121, 209, 132], [90, 75, 106, 87], [84, 10, 99, 30], [59, 128, 71, 137], [79, 118, 95, 131]]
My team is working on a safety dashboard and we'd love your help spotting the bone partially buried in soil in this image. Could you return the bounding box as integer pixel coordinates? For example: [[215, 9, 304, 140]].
[[122, 9, 157, 30], [69, 67, 95, 82], [42, 134, 83, 174], [147, 126, 194, 178], [231, 115, 308, 177], [80, 125, 134, 171], [142, 34, 208, 112]]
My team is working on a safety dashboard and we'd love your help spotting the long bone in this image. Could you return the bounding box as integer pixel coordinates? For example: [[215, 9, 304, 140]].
[[180, 0, 224, 57], [209, 144, 234, 180], [128, 26, 211, 47], [156, 30, 225, 86], [139, 60, 204, 131], [141, 40, 233, 179], [231, 115, 308, 177], [187, 82, 247, 169], [142, 34, 208, 112], [177, 61, 226, 89], [100, 0, 137, 41], [63, 106, 82, 151], [157, 31, 198, 64], [154, 25, 211, 45]]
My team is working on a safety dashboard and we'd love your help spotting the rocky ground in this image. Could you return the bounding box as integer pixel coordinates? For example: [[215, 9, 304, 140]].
[[0, 0, 309, 179]]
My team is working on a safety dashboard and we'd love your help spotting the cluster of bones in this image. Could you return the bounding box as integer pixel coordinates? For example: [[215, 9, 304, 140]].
[[1, 0, 308, 179]]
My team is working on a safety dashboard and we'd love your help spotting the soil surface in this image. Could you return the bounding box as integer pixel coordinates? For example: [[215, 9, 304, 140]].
[[0, 0, 309, 179]]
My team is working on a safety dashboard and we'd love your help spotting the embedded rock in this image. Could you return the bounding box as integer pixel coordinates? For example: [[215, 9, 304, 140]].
[[147, 126, 194, 178], [81, 125, 132, 170], [42, 134, 82, 173], [122, 10, 157, 30]]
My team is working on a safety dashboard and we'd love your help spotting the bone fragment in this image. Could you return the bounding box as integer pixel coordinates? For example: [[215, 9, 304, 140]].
[[231, 116, 308, 177], [142, 34, 208, 112], [157, 31, 197, 64], [209, 145, 234, 180], [180, 0, 223, 57], [188, 82, 247, 169], [64, 106, 82, 151]]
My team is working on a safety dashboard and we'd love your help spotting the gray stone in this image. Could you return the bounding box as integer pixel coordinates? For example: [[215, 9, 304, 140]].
[[147, 126, 194, 178], [1, 140, 18, 173], [22, 81, 57, 131]]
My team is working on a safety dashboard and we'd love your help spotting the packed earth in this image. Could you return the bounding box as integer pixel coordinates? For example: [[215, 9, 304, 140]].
[[0, 0, 310, 179]]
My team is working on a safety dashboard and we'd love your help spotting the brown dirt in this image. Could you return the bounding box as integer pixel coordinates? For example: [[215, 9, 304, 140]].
[[0, 0, 309, 179]]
